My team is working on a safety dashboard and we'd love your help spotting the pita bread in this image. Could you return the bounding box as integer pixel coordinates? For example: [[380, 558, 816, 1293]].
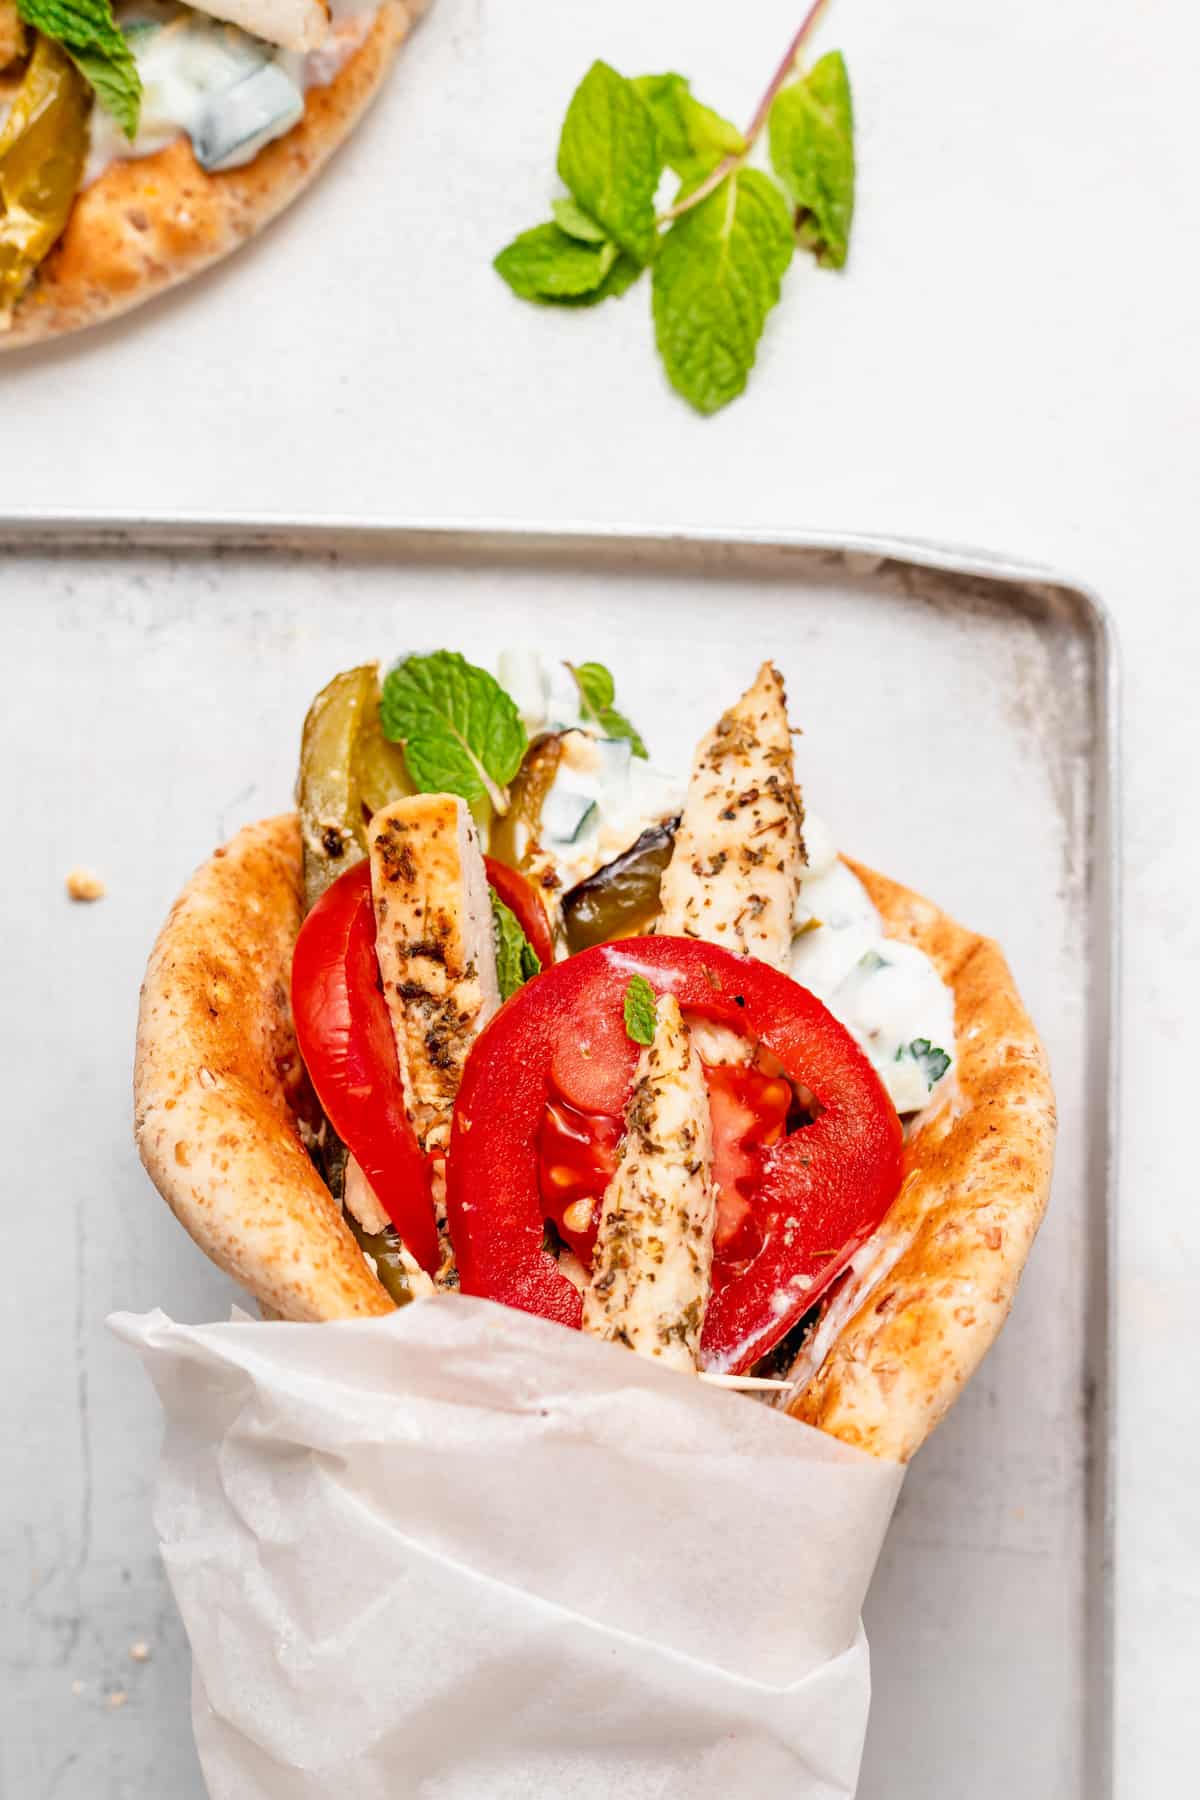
[[134, 813, 392, 1322], [783, 861, 1056, 1461], [2, 0, 424, 349], [134, 821, 1054, 1457]]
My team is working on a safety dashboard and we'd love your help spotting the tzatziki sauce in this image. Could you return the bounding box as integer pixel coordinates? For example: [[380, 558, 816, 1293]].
[[788, 813, 956, 1113], [84, 3, 376, 184]]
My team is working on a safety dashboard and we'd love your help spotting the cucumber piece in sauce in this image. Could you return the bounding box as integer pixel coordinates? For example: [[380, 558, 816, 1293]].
[[192, 61, 304, 172], [541, 785, 599, 845]]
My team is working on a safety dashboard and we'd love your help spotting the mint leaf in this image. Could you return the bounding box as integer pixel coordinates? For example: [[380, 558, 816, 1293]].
[[567, 660, 648, 757], [494, 221, 638, 308], [556, 252, 642, 308], [491, 891, 541, 1001], [552, 197, 608, 244], [896, 1038, 952, 1089], [557, 60, 661, 267], [768, 51, 855, 270], [381, 652, 528, 812], [494, 223, 619, 302], [634, 73, 744, 183], [652, 169, 794, 415], [623, 974, 658, 1046], [572, 660, 615, 711], [18, 0, 142, 137]]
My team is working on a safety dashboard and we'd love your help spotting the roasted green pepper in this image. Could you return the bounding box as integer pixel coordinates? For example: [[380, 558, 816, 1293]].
[[0, 37, 88, 319], [353, 692, 414, 820], [297, 664, 413, 910], [488, 733, 564, 871], [561, 818, 680, 954], [345, 1217, 419, 1308]]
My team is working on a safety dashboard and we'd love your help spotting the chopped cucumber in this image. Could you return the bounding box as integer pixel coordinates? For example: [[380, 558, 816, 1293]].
[[592, 736, 633, 784], [193, 63, 304, 172], [541, 786, 599, 845], [88, 12, 306, 179]]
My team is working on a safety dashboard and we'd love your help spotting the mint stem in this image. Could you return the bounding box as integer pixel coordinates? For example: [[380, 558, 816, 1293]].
[[660, 0, 831, 222]]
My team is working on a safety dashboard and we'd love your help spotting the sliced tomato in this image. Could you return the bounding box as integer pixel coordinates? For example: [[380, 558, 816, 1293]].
[[547, 963, 640, 1113], [704, 1064, 792, 1269], [537, 1097, 623, 1260], [484, 856, 556, 970], [534, 1064, 791, 1269], [291, 859, 439, 1273], [447, 936, 904, 1371]]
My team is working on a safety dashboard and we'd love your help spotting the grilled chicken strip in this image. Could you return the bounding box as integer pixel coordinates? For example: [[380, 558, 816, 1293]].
[[656, 660, 806, 972], [582, 995, 717, 1372], [368, 794, 500, 1154]]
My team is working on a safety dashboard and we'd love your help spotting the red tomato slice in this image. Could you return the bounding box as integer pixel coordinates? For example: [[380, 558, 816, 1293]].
[[484, 856, 556, 970], [291, 860, 439, 1273], [534, 1065, 791, 1270], [447, 937, 903, 1372], [704, 1064, 792, 1267], [548, 966, 640, 1113], [537, 1097, 623, 1261]]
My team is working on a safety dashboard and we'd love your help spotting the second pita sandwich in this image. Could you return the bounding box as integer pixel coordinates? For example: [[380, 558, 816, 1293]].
[[1, 0, 427, 345]]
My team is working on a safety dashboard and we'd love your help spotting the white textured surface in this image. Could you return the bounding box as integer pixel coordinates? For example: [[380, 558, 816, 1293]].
[[0, 0, 1195, 1793]]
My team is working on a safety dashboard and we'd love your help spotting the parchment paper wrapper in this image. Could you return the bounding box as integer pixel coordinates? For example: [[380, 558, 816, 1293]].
[[111, 1296, 903, 1798]]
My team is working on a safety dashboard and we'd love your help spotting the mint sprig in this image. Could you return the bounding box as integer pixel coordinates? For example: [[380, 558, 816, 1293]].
[[653, 170, 794, 415], [633, 74, 744, 184], [623, 975, 658, 1047], [18, 0, 142, 138], [491, 891, 542, 1001], [768, 50, 855, 269], [567, 661, 648, 757], [494, 62, 658, 308], [380, 651, 527, 814], [492, 1, 855, 415], [552, 198, 609, 244], [494, 225, 621, 303], [557, 59, 661, 268]]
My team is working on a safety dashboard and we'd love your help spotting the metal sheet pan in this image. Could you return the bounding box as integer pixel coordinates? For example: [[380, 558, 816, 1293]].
[[0, 521, 1116, 1799]]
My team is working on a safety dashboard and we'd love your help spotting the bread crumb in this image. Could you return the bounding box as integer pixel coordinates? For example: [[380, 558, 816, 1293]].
[[106, 1689, 128, 1709], [129, 1641, 151, 1663], [70, 1680, 85, 1696], [65, 867, 106, 903]]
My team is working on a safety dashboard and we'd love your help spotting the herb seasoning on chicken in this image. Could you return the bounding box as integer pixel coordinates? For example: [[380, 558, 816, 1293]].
[[582, 995, 717, 1372], [368, 794, 500, 1153], [656, 660, 805, 972]]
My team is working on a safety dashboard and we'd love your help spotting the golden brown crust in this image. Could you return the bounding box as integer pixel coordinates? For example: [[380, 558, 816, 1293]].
[[785, 860, 1056, 1462], [2, 1, 421, 348], [134, 813, 393, 1322]]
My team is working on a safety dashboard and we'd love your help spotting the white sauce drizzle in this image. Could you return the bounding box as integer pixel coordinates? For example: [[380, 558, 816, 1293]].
[[788, 812, 957, 1113]]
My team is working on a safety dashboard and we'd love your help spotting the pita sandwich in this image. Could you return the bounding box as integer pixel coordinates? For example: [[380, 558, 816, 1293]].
[[135, 813, 1054, 1462], [1, 0, 426, 347]]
